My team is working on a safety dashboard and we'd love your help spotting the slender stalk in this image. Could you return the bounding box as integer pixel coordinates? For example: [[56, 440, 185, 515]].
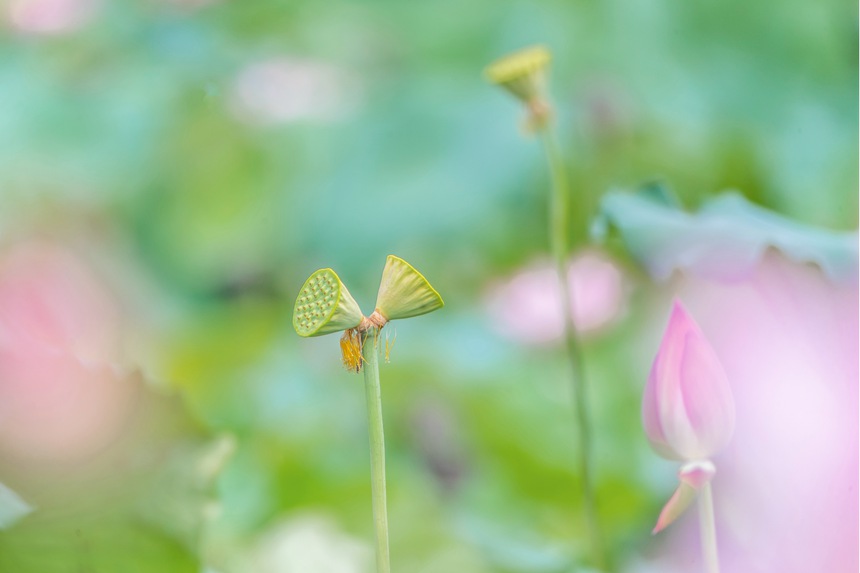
[[362, 327, 390, 573], [697, 482, 720, 573], [539, 127, 606, 570]]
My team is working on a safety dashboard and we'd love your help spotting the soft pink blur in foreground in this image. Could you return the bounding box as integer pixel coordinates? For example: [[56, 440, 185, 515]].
[[5, 0, 98, 34], [485, 250, 626, 343], [639, 252, 858, 573], [0, 242, 137, 462]]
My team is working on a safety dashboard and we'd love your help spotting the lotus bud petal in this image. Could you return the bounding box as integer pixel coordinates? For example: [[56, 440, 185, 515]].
[[374, 255, 444, 321], [651, 460, 717, 534], [484, 45, 551, 105], [642, 300, 735, 461], [292, 268, 363, 337], [652, 479, 696, 534]]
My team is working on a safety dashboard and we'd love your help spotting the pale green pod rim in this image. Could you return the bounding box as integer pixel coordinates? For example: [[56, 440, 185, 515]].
[[293, 268, 364, 337], [375, 255, 444, 321]]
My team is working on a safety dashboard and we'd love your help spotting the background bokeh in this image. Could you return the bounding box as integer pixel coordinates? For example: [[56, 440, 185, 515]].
[[0, 0, 856, 571]]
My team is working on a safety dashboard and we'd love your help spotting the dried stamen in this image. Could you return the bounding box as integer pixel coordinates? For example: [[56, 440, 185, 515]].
[[384, 329, 396, 363], [340, 328, 364, 373]]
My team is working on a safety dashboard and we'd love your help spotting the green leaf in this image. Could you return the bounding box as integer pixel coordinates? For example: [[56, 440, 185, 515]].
[[594, 188, 858, 283]]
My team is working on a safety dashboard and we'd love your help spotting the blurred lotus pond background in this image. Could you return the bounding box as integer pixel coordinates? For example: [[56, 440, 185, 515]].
[[0, 0, 857, 572]]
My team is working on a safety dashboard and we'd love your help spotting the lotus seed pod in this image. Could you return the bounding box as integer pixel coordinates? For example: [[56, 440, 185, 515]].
[[484, 45, 551, 104], [375, 255, 444, 321], [293, 268, 364, 337]]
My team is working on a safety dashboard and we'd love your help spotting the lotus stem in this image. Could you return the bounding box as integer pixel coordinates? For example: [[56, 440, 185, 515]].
[[539, 127, 606, 570], [698, 482, 720, 573], [362, 327, 390, 573]]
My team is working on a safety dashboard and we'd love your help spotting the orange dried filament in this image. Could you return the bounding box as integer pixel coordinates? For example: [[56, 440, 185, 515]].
[[340, 328, 364, 373]]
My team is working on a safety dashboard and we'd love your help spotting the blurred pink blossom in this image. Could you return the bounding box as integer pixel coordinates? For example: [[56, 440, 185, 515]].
[[6, 0, 97, 35], [0, 242, 138, 462], [637, 252, 858, 573], [231, 57, 358, 126], [642, 300, 735, 463], [485, 250, 626, 344]]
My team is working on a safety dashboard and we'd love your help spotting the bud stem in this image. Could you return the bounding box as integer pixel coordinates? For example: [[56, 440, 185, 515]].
[[539, 126, 607, 570], [698, 481, 720, 573], [362, 327, 390, 573]]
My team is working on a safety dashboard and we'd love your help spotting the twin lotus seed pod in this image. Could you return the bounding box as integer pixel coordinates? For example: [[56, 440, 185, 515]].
[[292, 255, 443, 370]]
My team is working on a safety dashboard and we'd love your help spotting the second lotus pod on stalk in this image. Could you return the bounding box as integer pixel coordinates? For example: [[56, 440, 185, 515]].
[[484, 44, 553, 132]]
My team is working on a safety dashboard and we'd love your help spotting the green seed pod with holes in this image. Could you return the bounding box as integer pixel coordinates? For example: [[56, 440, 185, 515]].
[[374, 255, 444, 321], [293, 268, 364, 337]]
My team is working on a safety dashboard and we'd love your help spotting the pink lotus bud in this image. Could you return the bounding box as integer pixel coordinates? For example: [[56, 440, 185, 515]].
[[642, 300, 735, 462]]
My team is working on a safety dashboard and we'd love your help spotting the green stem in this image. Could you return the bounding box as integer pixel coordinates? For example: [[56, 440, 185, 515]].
[[363, 327, 390, 573], [539, 128, 606, 570], [698, 482, 720, 573]]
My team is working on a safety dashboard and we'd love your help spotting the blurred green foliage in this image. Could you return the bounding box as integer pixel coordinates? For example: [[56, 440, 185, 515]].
[[0, 0, 856, 571]]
